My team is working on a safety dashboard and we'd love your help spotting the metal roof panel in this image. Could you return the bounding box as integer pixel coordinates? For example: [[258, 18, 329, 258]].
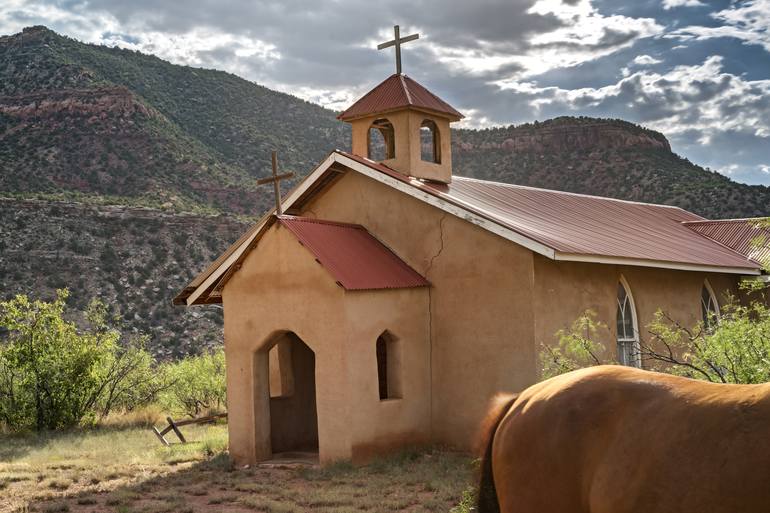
[[684, 219, 770, 265], [338, 74, 463, 121], [339, 152, 760, 270], [278, 216, 430, 291]]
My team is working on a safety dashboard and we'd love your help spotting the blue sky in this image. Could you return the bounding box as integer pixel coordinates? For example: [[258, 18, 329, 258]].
[[2, 0, 769, 185]]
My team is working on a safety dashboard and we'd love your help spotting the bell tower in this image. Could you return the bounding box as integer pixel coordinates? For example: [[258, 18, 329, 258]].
[[337, 27, 463, 184]]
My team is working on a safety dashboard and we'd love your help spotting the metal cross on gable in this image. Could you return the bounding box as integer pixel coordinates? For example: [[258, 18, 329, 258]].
[[256, 151, 294, 216], [377, 25, 419, 75]]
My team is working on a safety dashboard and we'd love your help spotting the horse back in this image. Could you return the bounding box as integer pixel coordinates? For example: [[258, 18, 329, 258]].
[[490, 366, 770, 513]]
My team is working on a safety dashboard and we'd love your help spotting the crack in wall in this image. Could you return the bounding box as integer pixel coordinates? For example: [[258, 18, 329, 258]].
[[425, 213, 447, 438]]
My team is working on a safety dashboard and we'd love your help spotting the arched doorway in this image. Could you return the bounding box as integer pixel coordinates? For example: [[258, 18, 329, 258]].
[[265, 331, 318, 456]]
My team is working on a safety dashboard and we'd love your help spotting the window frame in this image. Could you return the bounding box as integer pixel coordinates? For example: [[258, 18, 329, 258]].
[[419, 119, 441, 164], [375, 331, 402, 401], [616, 276, 642, 368], [701, 279, 720, 329], [367, 118, 396, 161]]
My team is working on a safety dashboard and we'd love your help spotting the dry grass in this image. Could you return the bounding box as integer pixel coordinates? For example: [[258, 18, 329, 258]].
[[97, 406, 167, 430], [0, 425, 474, 513]]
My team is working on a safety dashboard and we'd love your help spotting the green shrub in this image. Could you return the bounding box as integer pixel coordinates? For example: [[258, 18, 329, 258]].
[[646, 298, 770, 383], [540, 310, 615, 380], [0, 290, 168, 431], [541, 293, 770, 385], [159, 348, 226, 417]]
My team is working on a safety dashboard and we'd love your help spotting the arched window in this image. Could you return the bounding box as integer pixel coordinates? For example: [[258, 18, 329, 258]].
[[701, 280, 719, 329], [376, 331, 402, 400], [368, 118, 395, 161], [616, 277, 641, 368], [419, 119, 441, 163]]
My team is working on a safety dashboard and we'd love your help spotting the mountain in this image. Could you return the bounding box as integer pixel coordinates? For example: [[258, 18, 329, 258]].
[[0, 25, 348, 215], [1, 26, 768, 357], [453, 118, 770, 218], [3, 26, 769, 219]]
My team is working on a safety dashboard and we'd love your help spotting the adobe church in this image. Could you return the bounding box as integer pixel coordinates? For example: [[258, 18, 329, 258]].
[[175, 28, 768, 465]]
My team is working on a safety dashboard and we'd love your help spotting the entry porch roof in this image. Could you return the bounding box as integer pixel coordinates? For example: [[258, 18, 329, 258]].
[[278, 216, 429, 291]]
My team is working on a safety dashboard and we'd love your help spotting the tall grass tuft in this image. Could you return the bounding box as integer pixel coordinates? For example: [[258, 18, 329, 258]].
[[98, 405, 165, 429]]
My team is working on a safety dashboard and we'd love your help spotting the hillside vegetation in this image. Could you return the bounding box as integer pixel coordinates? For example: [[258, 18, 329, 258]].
[[0, 25, 347, 215], [0, 199, 245, 357], [453, 118, 770, 218], [1, 26, 768, 356]]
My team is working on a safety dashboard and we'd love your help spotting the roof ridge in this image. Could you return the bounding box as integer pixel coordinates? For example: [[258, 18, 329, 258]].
[[451, 175, 695, 213], [403, 74, 455, 107], [398, 74, 413, 105], [683, 217, 770, 225]]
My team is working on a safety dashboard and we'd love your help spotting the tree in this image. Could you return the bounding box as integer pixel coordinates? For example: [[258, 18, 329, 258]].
[[540, 296, 770, 385], [743, 217, 770, 294], [0, 290, 168, 431], [160, 348, 226, 417], [83, 298, 172, 418], [540, 310, 616, 380], [643, 300, 770, 384]]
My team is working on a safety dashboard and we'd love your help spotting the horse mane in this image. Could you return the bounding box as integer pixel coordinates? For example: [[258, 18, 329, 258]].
[[477, 393, 518, 513]]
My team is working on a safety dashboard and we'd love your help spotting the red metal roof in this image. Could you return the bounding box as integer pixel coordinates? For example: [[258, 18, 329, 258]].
[[337, 74, 464, 121], [684, 219, 770, 266], [175, 151, 763, 305], [278, 216, 429, 291], [339, 151, 761, 271]]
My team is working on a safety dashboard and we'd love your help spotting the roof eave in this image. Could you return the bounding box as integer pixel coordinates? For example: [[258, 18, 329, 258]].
[[338, 105, 464, 122], [554, 252, 762, 275]]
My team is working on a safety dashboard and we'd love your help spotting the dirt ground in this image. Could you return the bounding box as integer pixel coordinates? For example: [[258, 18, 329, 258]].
[[0, 424, 475, 513]]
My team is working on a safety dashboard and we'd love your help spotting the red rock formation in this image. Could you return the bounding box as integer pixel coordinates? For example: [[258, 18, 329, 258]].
[[0, 87, 153, 120]]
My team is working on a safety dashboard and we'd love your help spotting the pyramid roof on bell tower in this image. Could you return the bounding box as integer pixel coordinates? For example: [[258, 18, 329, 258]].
[[337, 74, 464, 122]]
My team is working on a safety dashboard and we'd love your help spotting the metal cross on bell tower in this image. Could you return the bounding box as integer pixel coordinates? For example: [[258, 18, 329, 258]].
[[377, 25, 419, 75]]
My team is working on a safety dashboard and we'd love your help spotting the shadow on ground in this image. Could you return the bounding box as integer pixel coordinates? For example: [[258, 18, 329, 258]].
[[19, 449, 473, 513]]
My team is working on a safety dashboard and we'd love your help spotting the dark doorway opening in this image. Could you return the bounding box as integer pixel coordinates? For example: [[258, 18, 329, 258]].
[[267, 332, 318, 457]]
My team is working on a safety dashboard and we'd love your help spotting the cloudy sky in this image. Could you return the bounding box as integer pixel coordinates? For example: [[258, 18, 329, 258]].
[[3, 0, 769, 185]]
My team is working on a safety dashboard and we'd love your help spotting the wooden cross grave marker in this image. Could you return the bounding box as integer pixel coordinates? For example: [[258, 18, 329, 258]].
[[256, 150, 294, 216], [377, 25, 419, 75]]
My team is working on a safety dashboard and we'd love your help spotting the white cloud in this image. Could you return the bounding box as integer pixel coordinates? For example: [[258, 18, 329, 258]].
[[422, 0, 663, 78], [497, 55, 770, 140], [672, 0, 770, 52], [491, 56, 770, 183], [662, 0, 705, 10], [522, 0, 664, 75], [0, 0, 665, 100], [106, 30, 280, 68], [632, 54, 662, 66]]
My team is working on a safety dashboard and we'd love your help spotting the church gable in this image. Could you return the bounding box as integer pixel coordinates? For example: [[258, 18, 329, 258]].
[[194, 212, 428, 303]]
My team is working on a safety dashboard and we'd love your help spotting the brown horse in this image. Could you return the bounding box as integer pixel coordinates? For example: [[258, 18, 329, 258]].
[[477, 365, 770, 513]]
